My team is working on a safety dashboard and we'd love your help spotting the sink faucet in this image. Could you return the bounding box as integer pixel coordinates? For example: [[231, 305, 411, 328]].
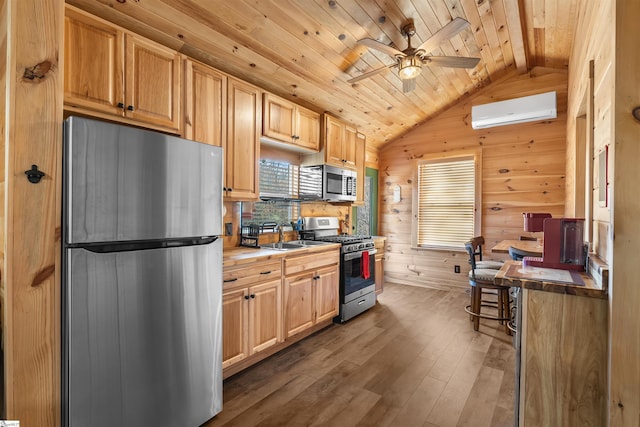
[[275, 223, 286, 243]]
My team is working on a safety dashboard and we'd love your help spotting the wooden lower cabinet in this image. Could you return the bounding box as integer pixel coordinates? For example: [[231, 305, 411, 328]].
[[223, 248, 339, 377], [375, 252, 384, 294], [518, 288, 607, 425], [374, 237, 385, 294], [222, 261, 282, 370], [283, 249, 340, 338]]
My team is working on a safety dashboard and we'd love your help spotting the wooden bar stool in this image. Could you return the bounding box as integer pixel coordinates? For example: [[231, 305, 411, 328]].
[[469, 236, 504, 270], [464, 239, 511, 334]]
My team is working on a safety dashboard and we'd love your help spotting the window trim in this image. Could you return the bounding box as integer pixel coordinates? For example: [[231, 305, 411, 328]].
[[411, 149, 482, 251]]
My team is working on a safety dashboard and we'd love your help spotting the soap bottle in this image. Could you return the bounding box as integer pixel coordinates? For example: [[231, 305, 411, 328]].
[[297, 216, 303, 231]]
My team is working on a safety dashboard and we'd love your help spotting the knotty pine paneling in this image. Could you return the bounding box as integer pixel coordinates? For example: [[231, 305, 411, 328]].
[[378, 67, 567, 290], [569, 0, 640, 423], [3, 0, 64, 425]]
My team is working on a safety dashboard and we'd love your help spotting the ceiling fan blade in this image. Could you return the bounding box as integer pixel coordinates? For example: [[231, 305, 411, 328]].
[[402, 78, 416, 93], [347, 63, 397, 83], [357, 38, 405, 58], [415, 17, 471, 55], [425, 56, 481, 68]]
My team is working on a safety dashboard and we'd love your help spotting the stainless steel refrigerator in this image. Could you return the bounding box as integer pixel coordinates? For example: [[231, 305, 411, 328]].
[[62, 116, 223, 427]]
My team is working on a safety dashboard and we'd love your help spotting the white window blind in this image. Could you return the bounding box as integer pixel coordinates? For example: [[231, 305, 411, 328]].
[[259, 159, 299, 199], [416, 156, 476, 248]]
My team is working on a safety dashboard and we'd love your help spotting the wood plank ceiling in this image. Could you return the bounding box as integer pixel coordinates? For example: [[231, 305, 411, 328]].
[[67, 0, 578, 149]]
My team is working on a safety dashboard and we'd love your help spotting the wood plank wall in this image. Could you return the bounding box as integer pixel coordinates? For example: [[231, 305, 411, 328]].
[[2, 0, 64, 425], [566, 1, 613, 264], [378, 67, 568, 290], [568, 0, 640, 423]]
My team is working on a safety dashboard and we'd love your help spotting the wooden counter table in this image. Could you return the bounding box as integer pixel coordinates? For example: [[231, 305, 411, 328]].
[[490, 239, 543, 257], [496, 260, 607, 426], [495, 259, 606, 298]]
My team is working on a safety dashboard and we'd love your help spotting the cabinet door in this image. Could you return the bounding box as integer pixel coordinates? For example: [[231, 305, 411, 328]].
[[314, 265, 339, 323], [222, 288, 248, 369], [343, 125, 358, 169], [263, 93, 295, 142], [226, 78, 260, 200], [375, 253, 384, 294], [184, 59, 226, 146], [125, 34, 181, 132], [284, 272, 315, 338], [354, 132, 366, 205], [324, 115, 345, 167], [248, 279, 282, 354], [296, 107, 320, 151], [64, 8, 124, 116]]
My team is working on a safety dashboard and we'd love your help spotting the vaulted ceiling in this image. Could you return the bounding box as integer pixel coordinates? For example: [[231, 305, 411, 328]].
[[67, 0, 578, 149]]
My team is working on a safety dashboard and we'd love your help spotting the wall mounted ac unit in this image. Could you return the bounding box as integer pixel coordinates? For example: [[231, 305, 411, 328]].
[[471, 91, 557, 129]]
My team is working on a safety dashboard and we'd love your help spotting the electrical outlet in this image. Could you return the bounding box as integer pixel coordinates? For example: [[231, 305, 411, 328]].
[[454, 265, 461, 273], [224, 222, 233, 236]]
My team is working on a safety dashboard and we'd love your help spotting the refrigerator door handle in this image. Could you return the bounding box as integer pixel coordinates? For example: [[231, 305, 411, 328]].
[[76, 236, 219, 254]]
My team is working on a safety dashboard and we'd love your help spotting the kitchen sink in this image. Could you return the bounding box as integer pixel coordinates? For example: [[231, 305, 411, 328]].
[[260, 242, 306, 251], [285, 240, 332, 246], [260, 240, 333, 250]]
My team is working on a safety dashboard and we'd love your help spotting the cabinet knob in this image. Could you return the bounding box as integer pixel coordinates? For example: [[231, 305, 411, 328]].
[[223, 278, 238, 283], [250, 294, 256, 299], [117, 102, 124, 109], [127, 105, 135, 111], [244, 295, 250, 300], [260, 271, 272, 275]]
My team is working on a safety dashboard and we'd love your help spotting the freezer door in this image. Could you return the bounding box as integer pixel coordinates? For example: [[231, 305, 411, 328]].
[[64, 240, 222, 427], [64, 116, 223, 244]]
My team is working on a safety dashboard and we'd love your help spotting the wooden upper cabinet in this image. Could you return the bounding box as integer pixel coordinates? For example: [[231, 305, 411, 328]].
[[64, 6, 181, 133], [322, 114, 357, 170], [226, 77, 261, 200], [354, 132, 366, 205], [343, 125, 357, 168], [263, 93, 295, 142], [262, 93, 320, 151], [296, 107, 321, 151], [125, 35, 181, 131], [184, 59, 227, 146], [324, 114, 346, 167], [64, 7, 124, 116]]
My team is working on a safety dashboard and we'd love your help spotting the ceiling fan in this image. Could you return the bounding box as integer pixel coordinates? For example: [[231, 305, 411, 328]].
[[348, 17, 481, 92]]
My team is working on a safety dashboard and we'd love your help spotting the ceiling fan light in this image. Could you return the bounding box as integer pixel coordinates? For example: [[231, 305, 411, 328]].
[[398, 56, 422, 80]]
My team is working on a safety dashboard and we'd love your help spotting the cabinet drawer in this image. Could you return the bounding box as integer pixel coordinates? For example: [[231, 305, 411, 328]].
[[224, 260, 282, 290], [284, 250, 340, 276]]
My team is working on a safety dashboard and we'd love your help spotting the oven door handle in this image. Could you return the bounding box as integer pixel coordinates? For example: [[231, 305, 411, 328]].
[[343, 248, 377, 261]]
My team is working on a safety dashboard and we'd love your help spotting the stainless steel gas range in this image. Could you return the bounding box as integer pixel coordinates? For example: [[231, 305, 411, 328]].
[[301, 217, 377, 322]]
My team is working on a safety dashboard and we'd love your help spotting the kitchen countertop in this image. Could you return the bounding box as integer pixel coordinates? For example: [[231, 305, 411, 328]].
[[372, 235, 386, 248], [224, 242, 341, 268], [494, 259, 607, 299]]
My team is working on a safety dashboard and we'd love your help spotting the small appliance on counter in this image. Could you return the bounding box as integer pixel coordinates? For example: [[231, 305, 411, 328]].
[[301, 217, 376, 322], [522, 217, 587, 271]]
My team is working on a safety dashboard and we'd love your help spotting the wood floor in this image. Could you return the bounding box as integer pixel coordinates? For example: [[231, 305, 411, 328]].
[[205, 282, 516, 427]]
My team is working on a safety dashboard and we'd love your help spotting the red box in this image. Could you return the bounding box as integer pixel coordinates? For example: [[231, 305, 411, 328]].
[[523, 212, 552, 232]]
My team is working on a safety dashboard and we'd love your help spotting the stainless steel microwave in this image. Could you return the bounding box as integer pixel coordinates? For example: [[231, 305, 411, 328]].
[[299, 164, 357, 202]]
